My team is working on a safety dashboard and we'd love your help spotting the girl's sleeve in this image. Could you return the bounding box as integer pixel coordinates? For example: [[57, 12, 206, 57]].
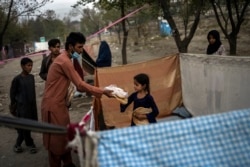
[[146, 95, 159, 118], [120, 93, 134, 112]]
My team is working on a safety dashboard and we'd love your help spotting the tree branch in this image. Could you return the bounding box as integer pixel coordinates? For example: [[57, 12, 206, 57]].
[[210, 0, 228, 37], [226, 0, 236, 33], [0, 0, 14, 36], [236, 0, 250, 33], [186, 0, 204, 44]]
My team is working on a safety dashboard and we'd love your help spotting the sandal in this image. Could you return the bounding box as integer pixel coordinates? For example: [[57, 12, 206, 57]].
[[28, 145, 37, 154], [13, 145, 23, 153]]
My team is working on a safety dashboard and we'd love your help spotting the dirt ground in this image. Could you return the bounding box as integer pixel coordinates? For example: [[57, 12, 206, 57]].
[[0, 27, 250, 167]]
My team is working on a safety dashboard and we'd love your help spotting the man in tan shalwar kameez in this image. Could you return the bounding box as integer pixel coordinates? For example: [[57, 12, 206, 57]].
[[41, 32, 113, 167]]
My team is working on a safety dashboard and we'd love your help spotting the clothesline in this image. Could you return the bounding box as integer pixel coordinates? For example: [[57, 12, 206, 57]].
[[86, 5, 148, 40], [0, 5, 148, 64]]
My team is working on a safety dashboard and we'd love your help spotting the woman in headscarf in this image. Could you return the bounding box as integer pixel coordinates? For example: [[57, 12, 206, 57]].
[[96, 41, 112, 67], [206, 30, 226, 55]]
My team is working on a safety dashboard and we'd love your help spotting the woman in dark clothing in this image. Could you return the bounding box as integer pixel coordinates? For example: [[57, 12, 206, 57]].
[[120, 73, 159, 126], [206, 30, 226, 55], [10, 57, 38, 154], [96, 41, 112, 67]]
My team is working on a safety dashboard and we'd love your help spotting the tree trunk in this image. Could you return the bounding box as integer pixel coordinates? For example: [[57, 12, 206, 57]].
[[228, 34, 237, 55], [178, 45, 188, 53], [120, 0, 128, 65], [0, 34, 3, 60], [137, 26, 141, 38], [117, 31, 121, 44], [176, 38, 188, 53], [122, 30, 128, 64], [98, 33, 102, 41], [159, 0, 203, 55]]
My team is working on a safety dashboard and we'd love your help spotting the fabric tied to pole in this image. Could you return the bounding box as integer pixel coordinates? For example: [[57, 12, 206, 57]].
[[67, 108, 98, 167]]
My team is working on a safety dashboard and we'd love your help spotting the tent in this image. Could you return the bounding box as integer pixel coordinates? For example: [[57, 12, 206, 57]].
[[87, 53, 250, 130], [92, 54, 182, 130]]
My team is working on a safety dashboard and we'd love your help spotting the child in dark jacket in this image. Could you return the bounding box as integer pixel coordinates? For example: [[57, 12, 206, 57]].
[[10, 57, 38, 154], [120, 73, 159, 126]]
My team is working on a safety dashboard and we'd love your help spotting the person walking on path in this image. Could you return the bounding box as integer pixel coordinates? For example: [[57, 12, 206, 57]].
[[9, 57, 38, 154], [41, 32, 113, 167]]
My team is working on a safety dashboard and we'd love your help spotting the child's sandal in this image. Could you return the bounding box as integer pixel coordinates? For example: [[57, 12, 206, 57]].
[[28, 145, 37, 154], [13, 145, 23, 153]]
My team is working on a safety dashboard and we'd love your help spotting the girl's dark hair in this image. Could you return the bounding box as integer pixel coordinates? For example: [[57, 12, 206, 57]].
[[65, 32, 86, 50], [207, 30, 221, 42], [21, 57, 33, 65], [134, 73, 150, 94]]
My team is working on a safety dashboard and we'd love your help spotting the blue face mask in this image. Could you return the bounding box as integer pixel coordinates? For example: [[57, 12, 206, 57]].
[[71, 52, 80, 59]]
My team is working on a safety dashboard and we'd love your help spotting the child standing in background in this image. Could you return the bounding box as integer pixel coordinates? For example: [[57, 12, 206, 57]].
[[9, 57, 38, 154], [206, 30, 226, 55], [39, 38, 61, 81], [120, 73, 159, 126]]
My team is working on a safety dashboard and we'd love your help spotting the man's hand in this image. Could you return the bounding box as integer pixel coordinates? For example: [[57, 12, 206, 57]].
[[103, 89, 114, 98]]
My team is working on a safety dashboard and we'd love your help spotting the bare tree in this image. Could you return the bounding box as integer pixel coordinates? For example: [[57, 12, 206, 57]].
[[159, 0, 205, 53], [0, 0, 52, 59], [209, 0, 250, 55], [81, 8, 105, 40], [75, 0, 150, 64]]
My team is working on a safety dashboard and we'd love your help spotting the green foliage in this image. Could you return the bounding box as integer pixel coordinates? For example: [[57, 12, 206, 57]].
[[1, 0, 53, 19], [79, 8, 103, 36], [0, 8, 7, 30], [4, 21, 24, 43], [75, 0, 159, 36], [44, 10, 57, 20], [166, 0, 207, 16], [75, 0, 159, 64], [0, 0, 53, 48], [26, 16, 67, 42], [2, 11, 67, 44]]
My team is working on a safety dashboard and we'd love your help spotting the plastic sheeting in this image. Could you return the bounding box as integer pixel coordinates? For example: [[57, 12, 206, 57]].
[[180, 53, 250, 116]]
